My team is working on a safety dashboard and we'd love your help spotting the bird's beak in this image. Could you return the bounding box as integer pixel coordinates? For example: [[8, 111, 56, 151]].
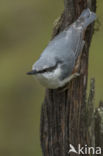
[[26, 70, 37, 75]]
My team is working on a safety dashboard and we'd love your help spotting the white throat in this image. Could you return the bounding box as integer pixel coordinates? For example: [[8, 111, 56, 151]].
[[35, 65, 62, 88]]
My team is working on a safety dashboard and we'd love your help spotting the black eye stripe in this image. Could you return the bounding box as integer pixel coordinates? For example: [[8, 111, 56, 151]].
[[36, 64, 57, 74], [36, 60, 62, 74]]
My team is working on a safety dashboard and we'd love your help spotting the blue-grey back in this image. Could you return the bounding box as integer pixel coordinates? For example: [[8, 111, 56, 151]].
[[33, 26, 83, 71]]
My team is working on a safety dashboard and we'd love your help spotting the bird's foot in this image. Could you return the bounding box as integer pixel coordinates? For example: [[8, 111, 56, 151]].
[[58, 73, 80, 92]]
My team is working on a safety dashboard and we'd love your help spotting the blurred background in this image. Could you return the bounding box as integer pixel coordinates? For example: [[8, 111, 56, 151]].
[[0, 0, 102, 156]]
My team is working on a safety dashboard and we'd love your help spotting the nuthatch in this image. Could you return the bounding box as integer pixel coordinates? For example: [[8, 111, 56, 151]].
[[27, 8, 96, 89]]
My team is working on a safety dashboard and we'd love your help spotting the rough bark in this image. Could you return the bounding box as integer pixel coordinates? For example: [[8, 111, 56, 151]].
[[40, 0, 96, 156], [87, 79, 95, 149], [95, 101, 103, 155]]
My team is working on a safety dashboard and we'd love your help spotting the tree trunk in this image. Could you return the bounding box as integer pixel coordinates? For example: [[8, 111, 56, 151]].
[[40, 0, 96, 156]]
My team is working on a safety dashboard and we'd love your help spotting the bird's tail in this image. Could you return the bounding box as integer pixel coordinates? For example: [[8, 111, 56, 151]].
[[77, 8, 96, 29]]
